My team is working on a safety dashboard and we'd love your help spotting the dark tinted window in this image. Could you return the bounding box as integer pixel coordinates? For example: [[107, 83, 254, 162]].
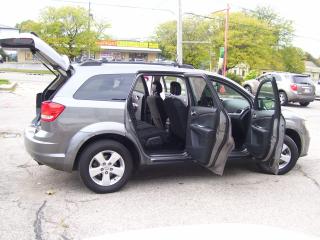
[[74, 74, 135, 101], [189, 77, 215, 107], [292, 75, 313, 84]]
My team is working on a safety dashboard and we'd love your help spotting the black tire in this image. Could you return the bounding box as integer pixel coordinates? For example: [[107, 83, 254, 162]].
[[79, 140, 133, 193], [279, 91, 288, 106], [244, 85, 252, 94], [299, 102, 310, 107], [257, 135, 299, 175]]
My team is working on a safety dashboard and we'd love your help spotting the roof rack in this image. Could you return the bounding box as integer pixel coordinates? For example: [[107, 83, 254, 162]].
[[78, 60, 194, 69]]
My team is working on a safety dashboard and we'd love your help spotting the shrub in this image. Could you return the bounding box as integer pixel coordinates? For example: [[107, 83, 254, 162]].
[[226, 73, 243, 85]]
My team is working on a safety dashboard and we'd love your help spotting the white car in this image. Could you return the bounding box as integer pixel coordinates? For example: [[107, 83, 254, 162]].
[[316, 80, 320, 98]]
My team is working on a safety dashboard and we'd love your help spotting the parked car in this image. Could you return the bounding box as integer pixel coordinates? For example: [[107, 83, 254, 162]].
[[316, 80, 320, 99], [0, 33, 311, 193], [243, 72, 316, 106]]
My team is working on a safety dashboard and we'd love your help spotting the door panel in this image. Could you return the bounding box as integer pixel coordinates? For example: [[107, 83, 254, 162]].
[[185, 74, 234, 175], [246, 77, 285, 174], [188, 106, 218, 164]]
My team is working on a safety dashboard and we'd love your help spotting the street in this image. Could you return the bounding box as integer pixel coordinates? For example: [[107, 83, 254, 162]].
[[1, 72, 320, 240]]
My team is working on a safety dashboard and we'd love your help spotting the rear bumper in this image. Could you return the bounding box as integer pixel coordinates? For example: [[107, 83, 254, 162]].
[[24, 125, 72, 172], [287, 92, 315, 102]]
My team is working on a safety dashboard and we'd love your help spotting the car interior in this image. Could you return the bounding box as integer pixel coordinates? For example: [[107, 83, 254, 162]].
[[128, 74, 253, 156]]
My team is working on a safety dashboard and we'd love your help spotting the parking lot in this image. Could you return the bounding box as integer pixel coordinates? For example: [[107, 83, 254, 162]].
[[1, 72, 320, 240]]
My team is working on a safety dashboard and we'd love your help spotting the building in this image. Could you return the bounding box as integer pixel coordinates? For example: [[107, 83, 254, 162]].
[[304, 61, 320, 81], [96, 40, 161, 62], [228, 63, 250, 77]]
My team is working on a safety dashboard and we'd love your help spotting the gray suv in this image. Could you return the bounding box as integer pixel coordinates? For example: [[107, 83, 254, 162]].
[[243, 72, 316, 106], [0, 34, 310, 193]]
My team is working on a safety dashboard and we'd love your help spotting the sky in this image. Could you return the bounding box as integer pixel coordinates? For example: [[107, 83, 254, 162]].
[[1, 0, 320, 57]]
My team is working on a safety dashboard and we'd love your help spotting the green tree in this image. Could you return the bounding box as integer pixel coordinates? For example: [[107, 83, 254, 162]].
[[280, 47, 305, 73], [305, 52, 320, 67], [249, 6, 294, 46], [155, 17, 212, 69], [155, 11, 290, 71], [16, 6, 110, 59], [211, 12, 282, 70]]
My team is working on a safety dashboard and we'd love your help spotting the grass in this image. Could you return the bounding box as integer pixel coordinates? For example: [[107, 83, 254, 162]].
[[0, 79, 10, 85], [0, 68, 53, 75]]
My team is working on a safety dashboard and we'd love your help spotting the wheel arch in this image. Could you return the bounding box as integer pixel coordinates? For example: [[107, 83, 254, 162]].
[[73, 133, 141, 171], [285, 128, 302, 156]]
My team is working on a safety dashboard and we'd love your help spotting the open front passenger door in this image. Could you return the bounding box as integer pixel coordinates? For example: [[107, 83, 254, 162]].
[[185, 74, 234, 175], [246, 77, 285, 174]]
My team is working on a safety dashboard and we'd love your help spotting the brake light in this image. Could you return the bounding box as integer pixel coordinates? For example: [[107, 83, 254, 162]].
[[290, 84, 298, 91], [41, 101, 65, 122]]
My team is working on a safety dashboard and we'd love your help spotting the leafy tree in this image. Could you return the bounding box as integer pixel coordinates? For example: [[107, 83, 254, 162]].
[[280, 47, 305, 73], [16, 6, 110, 59], [248, 6, 294, 46], [305, 52, 320, 67], [155, 18, 212, 69], [211, 12, 282, 70], [155, 10, 292, 71], [244, 70, 260, 80]]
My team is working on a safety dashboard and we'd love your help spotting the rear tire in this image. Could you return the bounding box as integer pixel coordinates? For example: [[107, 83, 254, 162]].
[[279, 91, 288, 106], [257, 135, 299, 175], [299, 102, 310, 107], [79, 140, 133, 193]]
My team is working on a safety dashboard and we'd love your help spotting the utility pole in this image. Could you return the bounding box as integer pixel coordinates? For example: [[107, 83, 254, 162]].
[[176, 0, 183, 65], [88, 1, 91, 58], [223, 4, 230, 76]]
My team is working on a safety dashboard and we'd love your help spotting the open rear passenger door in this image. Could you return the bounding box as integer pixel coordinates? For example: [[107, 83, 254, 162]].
[[246, 77, 285, 174], [185, 74, 234, 175]]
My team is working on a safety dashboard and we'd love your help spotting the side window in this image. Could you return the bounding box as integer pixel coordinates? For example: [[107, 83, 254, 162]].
[[257, 81, 276, 110], [211, 80, 250, 113], [189, 77, 214, 108], [164, 76, 188, 105], [74, 74, 135, 101]]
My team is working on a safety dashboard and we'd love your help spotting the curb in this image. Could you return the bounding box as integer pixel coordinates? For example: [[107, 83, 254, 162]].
[[0, 82, 17, 91]]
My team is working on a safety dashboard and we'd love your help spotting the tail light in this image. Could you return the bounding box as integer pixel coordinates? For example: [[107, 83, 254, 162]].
[[290, 84, 298, 91], [41, 101, 65, 122]]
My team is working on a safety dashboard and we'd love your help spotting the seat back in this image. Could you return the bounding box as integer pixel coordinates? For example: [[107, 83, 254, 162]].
[[164, 82, 188, 140], [147, 81, 167, 129]]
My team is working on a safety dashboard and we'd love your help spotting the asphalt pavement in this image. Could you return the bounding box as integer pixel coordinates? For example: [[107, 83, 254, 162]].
[[0, 72, 320, 240]]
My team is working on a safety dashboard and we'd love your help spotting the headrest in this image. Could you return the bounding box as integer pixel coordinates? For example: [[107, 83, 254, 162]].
[[170, 82, 181, 95], [152, 81, 162, 95]]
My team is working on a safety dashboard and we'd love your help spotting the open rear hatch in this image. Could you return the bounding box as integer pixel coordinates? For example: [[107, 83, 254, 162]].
[[0, 33, 72, 124], [0, 32, 70, 75]]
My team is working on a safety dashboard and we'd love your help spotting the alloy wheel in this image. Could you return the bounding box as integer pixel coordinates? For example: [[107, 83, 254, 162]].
[[89, 150, 125, 186], [279, 143, 291, 170]]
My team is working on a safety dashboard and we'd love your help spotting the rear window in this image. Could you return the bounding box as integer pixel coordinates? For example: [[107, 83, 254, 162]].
[[74, 74, 135, 101], [292, 75, 313, 84]]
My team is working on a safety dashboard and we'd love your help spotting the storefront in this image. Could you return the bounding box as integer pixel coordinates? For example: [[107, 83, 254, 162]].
[[96, 40, 161, 62]]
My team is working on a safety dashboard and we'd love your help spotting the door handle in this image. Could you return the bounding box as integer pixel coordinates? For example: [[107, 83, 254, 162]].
[[191, 110, 197, 116]]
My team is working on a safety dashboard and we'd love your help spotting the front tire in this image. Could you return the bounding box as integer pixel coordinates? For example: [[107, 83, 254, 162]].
[[257, 135, 299, 175], [79, 140, 133, 193], [299, 102, 310, 107]]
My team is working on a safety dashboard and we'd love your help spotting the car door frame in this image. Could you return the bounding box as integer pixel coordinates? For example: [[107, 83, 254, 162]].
[[247, 77, 285, 174], [184, 73, 235, 175]]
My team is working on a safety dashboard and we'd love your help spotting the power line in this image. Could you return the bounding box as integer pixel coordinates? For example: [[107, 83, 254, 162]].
[[51, 0, 175, 14]]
